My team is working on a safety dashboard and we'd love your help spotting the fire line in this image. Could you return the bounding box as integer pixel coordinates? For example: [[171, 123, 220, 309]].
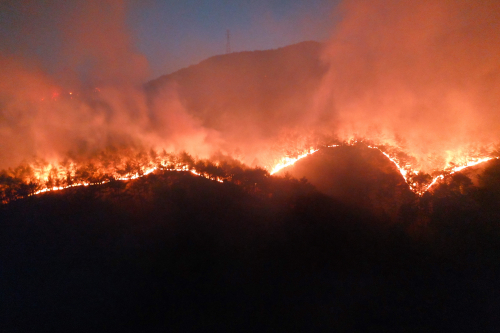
[[4, 143, 498, 203]]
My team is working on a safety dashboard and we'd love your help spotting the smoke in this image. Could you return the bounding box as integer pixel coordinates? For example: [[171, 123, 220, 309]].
[[0, 0, 216, 169], [315, 0, 500, 170]]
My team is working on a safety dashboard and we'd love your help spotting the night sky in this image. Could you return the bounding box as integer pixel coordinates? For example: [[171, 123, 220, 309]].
[[0, 0, 338, 81]]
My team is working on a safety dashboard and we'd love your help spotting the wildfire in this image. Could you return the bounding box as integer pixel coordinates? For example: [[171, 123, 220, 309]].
[[2, 141, 498, 204], [423, 156, 497, 193], [367, 146, 410, 182], [268, 140, 498, 196], [270, 148, 319, 175], [29, 163, 224, 197]]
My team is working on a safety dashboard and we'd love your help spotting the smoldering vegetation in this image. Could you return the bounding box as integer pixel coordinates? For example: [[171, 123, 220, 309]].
[[0, 40, 330, 172], [2, 159, 500, 331], [0, 1, 330, 173]]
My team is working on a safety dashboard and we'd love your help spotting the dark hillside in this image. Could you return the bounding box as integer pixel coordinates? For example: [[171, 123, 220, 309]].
[[2, 167, 500, 332], [277, 145, 415, 219]]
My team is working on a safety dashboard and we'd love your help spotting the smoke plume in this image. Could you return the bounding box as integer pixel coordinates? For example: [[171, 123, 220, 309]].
[[315, 0, 500, 170], [0, 0, 215, 169]]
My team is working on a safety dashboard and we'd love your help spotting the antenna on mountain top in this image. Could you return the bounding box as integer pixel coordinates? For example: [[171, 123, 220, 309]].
[[226, 29, 231, 54]]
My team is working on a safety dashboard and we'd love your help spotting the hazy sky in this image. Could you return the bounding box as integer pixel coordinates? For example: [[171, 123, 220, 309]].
[[0, 0, 338, 80]]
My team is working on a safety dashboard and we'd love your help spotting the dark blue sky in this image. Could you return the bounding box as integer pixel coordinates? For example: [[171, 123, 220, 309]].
[[0, 0, 339, 82], [128, 0, 338, 76]]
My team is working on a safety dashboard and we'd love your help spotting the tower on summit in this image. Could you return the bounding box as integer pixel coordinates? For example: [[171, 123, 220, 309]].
[[226, 29, 231, 54]]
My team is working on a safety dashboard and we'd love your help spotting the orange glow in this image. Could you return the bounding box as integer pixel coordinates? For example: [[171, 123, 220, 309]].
[[367, 146, 410, 181], [267, 141, 498, 196], [0, 142, 493, 203], [424, 157, 498, 193], [2, 1, 500, 206], [25, 155, 224, 195], [423, 175, 444, 193], [270, 148, 319, 175], [449, 157, 495, 173]]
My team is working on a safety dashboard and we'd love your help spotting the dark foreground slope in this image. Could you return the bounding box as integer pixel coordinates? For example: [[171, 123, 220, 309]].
[[2, 167, 500, 332]]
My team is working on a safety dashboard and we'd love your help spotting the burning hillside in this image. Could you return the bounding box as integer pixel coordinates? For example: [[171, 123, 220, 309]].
[[3, 140, 500, 332], [1, 1, 500, 203]]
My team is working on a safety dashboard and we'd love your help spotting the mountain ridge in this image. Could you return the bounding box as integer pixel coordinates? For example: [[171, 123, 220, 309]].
[[145, 41, 327, 141]]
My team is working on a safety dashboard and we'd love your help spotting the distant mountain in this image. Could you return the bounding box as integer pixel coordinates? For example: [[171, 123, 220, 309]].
[[146, 41, 327, 138], [145, 46, 413, 217]]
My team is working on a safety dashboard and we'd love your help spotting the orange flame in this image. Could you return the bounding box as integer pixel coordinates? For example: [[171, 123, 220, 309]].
[[268, 141, 497, 196], [29, 159, 224, 197], [270, 148, 319, 175], [7, 142, 498, 202]]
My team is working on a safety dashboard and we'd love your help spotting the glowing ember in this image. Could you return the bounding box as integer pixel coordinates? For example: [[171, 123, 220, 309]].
[[423, 175, 444, 193]]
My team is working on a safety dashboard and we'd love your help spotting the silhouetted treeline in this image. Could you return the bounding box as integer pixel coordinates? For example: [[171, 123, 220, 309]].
[[399, 159, 500, 259]]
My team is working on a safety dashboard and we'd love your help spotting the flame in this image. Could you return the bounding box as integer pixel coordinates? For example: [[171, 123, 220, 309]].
[[367, 146, 410, 181], [2, 141, 498, 203], [30, 165, 223, 196], [448, 157, 495, 173], [423, 157, 497, 193], [270, 148, 319, 175], [27, 157, 225, 198], [268, 141, 497, 196], [422, 175, 445, 193]]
